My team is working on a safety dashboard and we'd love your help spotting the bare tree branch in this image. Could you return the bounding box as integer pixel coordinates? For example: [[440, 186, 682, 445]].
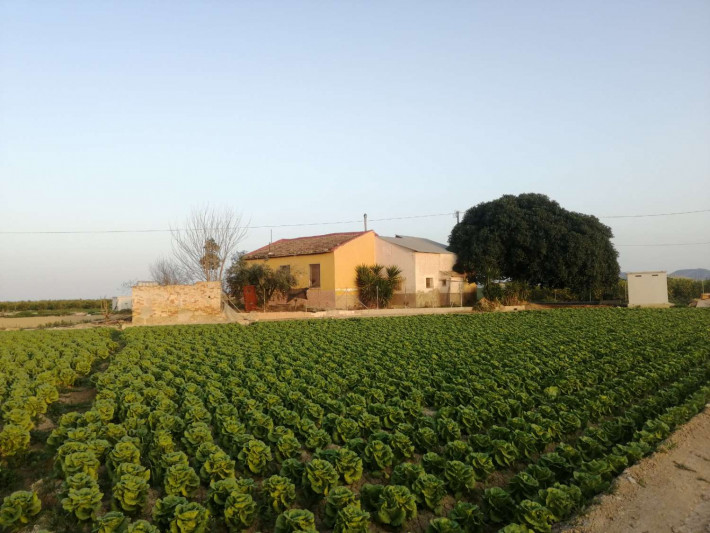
[[170, 206, 249, 283], [149, 257, 190, 286]]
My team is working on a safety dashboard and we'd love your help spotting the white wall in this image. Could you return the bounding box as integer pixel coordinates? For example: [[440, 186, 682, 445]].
[[375, 238, 416, 294], [112, 295, 133, 311], [628, 271, 669, 307]]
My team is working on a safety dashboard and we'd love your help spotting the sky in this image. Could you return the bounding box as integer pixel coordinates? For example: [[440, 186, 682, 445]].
[[1, 1, 709, 300]]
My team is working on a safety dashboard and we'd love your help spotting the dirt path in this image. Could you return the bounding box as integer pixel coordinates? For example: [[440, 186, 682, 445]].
[[563, 406, 710, 533]]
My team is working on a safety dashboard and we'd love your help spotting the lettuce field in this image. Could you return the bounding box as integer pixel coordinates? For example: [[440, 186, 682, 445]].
[[1, 309, 709, 533]]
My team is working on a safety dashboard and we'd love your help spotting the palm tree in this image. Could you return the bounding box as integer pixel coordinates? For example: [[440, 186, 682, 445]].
[[356, 264, 403, 308]]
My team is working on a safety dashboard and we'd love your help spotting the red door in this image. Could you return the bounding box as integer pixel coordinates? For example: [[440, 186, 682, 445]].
[[243, 285, 258, 312]]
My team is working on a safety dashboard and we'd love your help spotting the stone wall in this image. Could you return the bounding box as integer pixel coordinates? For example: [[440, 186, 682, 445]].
[[132, 282, 224, 325]]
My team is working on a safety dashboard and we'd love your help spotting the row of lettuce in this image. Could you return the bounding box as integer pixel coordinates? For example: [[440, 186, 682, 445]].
[[0, 329, 117, 471], [1, 309, 709, 532]]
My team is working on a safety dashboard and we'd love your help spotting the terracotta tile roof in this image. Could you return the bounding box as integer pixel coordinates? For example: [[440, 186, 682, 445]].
[[243, 231, 371, 260]]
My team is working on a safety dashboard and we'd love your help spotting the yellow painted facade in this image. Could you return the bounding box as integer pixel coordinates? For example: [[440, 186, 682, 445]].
[[245, 252, 336, 290], [333, 231, 376, 289]]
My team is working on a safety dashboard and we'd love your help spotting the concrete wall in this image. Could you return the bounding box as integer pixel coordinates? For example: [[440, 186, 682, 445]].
[[132, 281, 223, 325], [628, 271, 669, 307]]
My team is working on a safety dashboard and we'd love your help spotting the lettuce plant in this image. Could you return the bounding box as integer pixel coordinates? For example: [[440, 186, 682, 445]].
[[113, 474, 149, 514], [108, 441, 141, 478], [443, 461, 476, 496], [333, 504, 370, 533], [467, 452, 495, 481], [335, 448, 363, 484], [262, 475, 296, 512], [152, 495, 187, 530], [422, 452, 446, 475], [164, 464, 200, 498], [538, 483, 582, 521], [115, 463, 150, 483], [448, 502, 484, 533], [181, 422, 213, 455], [515, 500, 553, 533], [238, 439, 272, 475], [415, 427, 438, 451], [127, 519, 159, 532], [62, 451, 101, 479], [169, 502, 210, 533], [303, 459, 339, 496], [93, 511, 128, 533], [363, 440, 394, 472], [195, 442, 222, 467], [274, 509, 316, 533], [391, 462, 425, 489], [375, 485, 417, 527], [324, 486, 358, 527], [508, 472, 540, 503], [491, 440, 518, 468], [359, 484, 384, 511], [0, 424, 31, 460], [304, 429, 331, 450], [62, 483, 103, 521], [412, 474, 446, 513], [200, 451, 235, 482], [275, 435, 301, 462], [389, 432, 415, 460], [280, 459, 305, 486], [223, 492, 256, 531], [483, 487, 515, 523], [426, 518, 463, 533], [0, 490, 41, 529]]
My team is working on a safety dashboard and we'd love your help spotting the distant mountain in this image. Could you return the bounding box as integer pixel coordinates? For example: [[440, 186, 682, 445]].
[[669, 268, 710, 280]]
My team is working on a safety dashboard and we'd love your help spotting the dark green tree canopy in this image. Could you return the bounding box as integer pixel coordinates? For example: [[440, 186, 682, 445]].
[[448, 194, 620, 295]]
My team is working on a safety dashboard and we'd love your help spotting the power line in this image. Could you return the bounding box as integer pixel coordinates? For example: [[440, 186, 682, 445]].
[[0, 207, 707, 236], [599, 208, 710, 218], [0, 212, 456, 235], [614, 241, 710, 247]]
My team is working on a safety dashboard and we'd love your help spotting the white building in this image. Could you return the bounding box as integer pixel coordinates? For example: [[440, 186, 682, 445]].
[[112, 295, 133, 311], [375, 235, 476, 307], [627, 271, 669, 307]]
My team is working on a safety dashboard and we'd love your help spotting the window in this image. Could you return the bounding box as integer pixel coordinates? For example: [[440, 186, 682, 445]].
[[426, 277, 433, 288], [441, 279, 447, 287], [309, 264, 321, 288], [279, 265, 291, 275]]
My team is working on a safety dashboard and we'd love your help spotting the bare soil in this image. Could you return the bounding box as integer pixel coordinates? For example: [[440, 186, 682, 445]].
[[562, 406, 710, 533], [0, 314, 104, 329]]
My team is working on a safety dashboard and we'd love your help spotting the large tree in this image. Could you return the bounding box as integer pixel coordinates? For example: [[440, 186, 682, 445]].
[[448, 194, 620, 297], [170, 206, 248, 283]]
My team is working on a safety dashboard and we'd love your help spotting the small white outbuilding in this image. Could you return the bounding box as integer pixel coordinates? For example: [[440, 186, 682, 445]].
[[627, 271, 669, 307], [112, 295, 133, 311]]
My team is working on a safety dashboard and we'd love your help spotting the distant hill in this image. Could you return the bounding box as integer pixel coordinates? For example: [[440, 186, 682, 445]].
[[669, 268, 710, 280], [620, 269, 710, 281]]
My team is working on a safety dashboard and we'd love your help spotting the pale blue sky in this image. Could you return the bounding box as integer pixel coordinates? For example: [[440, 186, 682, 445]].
[[1, 1, 709, 300]]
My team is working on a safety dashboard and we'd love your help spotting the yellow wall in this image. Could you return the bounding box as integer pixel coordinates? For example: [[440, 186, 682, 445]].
[[333, 231, 376, 289], [244, 252, 336, 290]]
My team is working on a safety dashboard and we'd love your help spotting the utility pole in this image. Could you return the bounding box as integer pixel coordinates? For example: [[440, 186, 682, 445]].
[[455, 210, 460, 224], [363, 213, 368, 231]]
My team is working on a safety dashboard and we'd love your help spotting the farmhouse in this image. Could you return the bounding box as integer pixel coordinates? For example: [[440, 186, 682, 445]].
[[376, 235, 476, 307], [242, 231, 476, 309], [627, 271, 670, 307], [242, 231, 376, 309]]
